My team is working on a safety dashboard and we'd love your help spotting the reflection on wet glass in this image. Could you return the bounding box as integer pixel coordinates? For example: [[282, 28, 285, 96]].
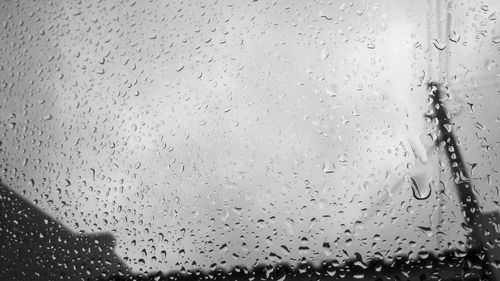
[[0, 0, 499, 280]]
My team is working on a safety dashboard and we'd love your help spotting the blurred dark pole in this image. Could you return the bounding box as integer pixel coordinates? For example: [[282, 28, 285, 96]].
[[428, 82, 500, 281], [427, 82, 480, 228]]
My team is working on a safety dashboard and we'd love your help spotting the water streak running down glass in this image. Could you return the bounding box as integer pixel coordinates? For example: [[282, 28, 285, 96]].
[[0, 0, 499, 280]]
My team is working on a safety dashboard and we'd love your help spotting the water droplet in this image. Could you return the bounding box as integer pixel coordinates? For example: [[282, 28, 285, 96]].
[[322, 242, 332, 256], [433, 38, 446, 50], [409, 176, 431, 200], [322, 159, 335, 173], [485, 59, 495, 71], [326, 83, 338, 97]]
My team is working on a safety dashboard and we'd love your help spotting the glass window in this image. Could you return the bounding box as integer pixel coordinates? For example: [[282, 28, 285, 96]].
[[1, 0, 499, 280]]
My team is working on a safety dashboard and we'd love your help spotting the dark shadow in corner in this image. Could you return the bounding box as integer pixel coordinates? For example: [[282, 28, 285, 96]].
[[0, 180, 130, 281]]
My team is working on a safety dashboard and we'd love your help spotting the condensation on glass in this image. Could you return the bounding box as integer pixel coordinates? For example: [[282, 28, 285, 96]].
[[0, 0, 499, 280]]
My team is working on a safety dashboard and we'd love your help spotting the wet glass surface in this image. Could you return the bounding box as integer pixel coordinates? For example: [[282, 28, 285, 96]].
[[1, 1, 500, 280]]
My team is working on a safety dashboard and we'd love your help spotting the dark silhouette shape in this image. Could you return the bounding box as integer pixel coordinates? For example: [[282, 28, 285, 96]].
[[427, 82, 483, 229], [427, 82, 500, 281], [102, 249, 487, 281], [0, 181, 130, 280]]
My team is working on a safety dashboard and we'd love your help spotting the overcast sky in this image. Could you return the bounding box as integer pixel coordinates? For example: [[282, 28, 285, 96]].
[[1, 0, 499, 274]]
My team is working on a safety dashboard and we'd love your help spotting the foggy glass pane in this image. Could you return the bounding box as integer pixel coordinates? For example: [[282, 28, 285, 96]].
[[1, 0, 499, 280]]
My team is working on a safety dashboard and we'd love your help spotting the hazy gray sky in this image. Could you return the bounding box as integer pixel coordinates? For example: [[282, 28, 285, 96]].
[[1, 0, 499, 274]]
